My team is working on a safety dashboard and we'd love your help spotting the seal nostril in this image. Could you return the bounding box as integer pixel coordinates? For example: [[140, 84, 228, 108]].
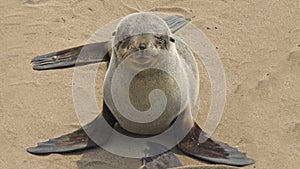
[[139, 43, 146, 50]]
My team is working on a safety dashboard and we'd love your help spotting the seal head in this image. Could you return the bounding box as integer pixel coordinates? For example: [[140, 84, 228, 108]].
[[113, 13, 172, 46]]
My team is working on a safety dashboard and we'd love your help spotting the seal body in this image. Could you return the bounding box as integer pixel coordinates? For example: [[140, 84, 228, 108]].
[[103, 13, 199, 135], [28, 13, 255, 167]]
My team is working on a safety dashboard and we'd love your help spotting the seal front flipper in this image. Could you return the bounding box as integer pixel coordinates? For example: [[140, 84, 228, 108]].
[[31, 41, 111, 70], [163, 15, 191, 33], [177, 123, 255, 166], [27, 103, 117, 155]]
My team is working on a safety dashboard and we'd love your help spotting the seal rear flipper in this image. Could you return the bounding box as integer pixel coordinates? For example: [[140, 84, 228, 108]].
[[27, 103, 117, 155], [27, 128, 98, 155], [177, 123, 255, 166], [31, 41, 111, 70]]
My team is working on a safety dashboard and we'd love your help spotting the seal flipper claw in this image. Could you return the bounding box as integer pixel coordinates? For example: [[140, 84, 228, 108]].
[[177, 123, 255, 166]]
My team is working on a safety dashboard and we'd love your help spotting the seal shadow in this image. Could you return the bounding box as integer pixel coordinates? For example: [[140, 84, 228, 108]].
[[75, 147, 140, 169], [74, 126, 187, 169], [75, 146, 188, 169]]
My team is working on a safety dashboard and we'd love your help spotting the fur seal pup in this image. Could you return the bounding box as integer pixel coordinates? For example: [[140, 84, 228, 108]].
[[28, 13, 255, 168]]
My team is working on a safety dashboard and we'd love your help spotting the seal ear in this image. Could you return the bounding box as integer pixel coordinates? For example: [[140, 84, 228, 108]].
[[112, 31, 116, 36], [170, 37, 175, 43]]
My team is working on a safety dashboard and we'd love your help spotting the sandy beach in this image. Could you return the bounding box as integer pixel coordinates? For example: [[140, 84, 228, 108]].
[[0, 0, 299, 168]]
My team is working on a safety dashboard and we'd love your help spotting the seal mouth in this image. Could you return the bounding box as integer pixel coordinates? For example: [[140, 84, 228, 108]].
[[128, 49, 159, 69], [131, 56, 155, 67]]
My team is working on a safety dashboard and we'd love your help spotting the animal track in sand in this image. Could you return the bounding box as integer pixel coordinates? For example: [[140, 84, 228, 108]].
[[288, 49, 300, 62], [22, 0, 47, 4]]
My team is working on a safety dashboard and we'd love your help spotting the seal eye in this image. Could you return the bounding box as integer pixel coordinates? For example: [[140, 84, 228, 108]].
[[118, 38, 132, 49], [155, 35, 165, 44], [127, 41, 135, 50], [128, 44, 133, 50]]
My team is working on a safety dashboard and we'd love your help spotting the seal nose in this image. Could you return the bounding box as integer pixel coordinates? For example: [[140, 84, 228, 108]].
[[139, 43, 146, 50]]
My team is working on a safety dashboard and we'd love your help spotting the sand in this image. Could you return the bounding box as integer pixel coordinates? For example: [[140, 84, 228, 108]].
[[0, 0, 299, 169]]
